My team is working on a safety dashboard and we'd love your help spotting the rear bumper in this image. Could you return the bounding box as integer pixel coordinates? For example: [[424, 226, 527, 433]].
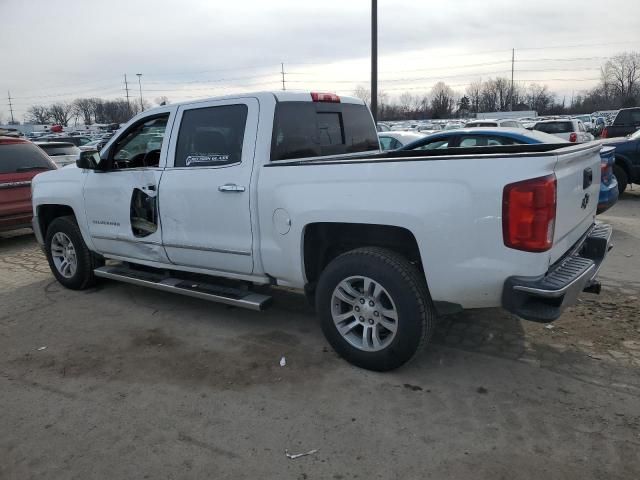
[[502, 223, 612, 323], [0, 212, 33, 232]]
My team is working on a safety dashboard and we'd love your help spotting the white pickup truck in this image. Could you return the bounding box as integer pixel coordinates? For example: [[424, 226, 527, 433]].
[[31, 91, 612, 371]]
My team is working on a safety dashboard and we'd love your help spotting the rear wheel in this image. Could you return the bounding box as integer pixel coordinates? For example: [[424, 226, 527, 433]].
[[316, 247, 435, 371], [614, 164, 628, 195], [45, 216, 101, 290]]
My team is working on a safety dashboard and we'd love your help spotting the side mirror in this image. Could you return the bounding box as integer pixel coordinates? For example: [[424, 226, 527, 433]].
[[76, 150, 100, 169]]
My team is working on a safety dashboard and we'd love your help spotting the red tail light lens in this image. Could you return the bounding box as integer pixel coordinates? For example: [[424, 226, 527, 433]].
[[601, 162, 610, 183], [601, 127, 608, 138], [569, 132, 578, 142], [503, 174, 557, 252], [311, 92, 340, 103]]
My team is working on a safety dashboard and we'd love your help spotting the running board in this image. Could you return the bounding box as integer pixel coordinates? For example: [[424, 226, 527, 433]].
[[94, 265, 272, 311]]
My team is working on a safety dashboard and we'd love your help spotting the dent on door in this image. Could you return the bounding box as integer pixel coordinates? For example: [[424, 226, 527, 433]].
[[130, 188, 158, 237]]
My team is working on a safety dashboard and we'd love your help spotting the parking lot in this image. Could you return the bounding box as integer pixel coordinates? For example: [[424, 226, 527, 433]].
[[0, 193, 639, 479]]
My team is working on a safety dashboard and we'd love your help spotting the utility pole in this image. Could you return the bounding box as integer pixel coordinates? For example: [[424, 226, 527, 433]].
[[281, 63, 286, 91], [136, 73, 144, 112], [7, 91, 15, 124], [124, 74, 131, 113], [371, 0, 378, 122], [510, 48, 515, 111]]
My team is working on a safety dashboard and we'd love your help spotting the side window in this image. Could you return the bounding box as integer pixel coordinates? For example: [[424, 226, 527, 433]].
[[174, 104, 248, 168], [459, 135, 515, 147], [379, 136, 393, 151], [414, 139, 449, 150], [111, 115, 169, 169]]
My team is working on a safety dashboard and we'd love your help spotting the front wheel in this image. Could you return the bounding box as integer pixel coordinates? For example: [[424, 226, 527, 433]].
[[45, 216, 101, 290], [316, 247, 435, 371]]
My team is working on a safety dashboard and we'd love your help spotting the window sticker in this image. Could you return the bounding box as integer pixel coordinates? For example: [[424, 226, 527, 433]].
[[185, 153, 231, 166]]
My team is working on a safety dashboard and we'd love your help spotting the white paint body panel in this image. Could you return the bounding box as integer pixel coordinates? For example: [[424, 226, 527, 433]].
[[31, 91, 601, 311]]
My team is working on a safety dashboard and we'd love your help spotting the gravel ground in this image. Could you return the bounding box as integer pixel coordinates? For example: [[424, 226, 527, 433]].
[[1, 191, 639, 480]]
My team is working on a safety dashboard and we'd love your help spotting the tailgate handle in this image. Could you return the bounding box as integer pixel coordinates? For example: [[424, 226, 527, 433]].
[[583, 168, 593, 189]]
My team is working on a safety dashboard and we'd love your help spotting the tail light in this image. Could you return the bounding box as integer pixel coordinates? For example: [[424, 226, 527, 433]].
[[503, 174, 557, 252], [601, 127, 608, 138], [311, 92, 340, 103], [601, 162, 611, 184], [569, 132, 578, 142]]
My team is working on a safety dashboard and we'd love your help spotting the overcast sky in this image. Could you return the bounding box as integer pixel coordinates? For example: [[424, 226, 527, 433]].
[[1, 0, 639, 120]]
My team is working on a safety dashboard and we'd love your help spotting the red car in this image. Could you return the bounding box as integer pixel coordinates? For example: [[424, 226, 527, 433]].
[[0, 137, 57, 232]]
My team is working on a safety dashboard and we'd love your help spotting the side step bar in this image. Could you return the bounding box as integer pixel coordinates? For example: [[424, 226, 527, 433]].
[[94, 265, 272, 311]]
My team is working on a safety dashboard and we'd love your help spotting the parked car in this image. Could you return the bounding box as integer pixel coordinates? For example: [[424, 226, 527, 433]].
[[533, 119, 594, 143], [402, 128, 619, 214], [376, 123, 391, 132], [597, 146, 619, 213], [37, 135, 92, 147], [0, 137, 57, 232], [378, 131, 425, 150], [399, 127, 567, 150], [573, 115, 594, 132], [32, 91, 611, 371], [601, 107, 640, 139], [465, 119, 524, 129], [35, 142, 81, 167], [601, 128, 640, 194], [79, 139, 109, 152]]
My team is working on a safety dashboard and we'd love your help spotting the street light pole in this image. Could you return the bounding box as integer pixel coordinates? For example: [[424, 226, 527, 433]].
[[136, 73, 144, 112], [371, 0, 378, 122]]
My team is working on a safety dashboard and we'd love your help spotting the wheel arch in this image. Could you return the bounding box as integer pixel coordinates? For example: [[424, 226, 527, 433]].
[[302, 221, 425, 285]]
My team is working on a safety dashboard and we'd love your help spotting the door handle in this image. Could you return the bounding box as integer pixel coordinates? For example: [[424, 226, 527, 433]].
[[218, 183, 245, 193]]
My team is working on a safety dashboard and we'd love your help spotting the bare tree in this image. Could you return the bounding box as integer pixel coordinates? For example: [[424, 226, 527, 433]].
[[26, 105, 52, 124], [154, 96, 170, 106], [430, 82, 455, 118], [352, 85, 371, 107], [601, 52, 640, 105], [466, 80, 482, 113], [73, 98, 96, 125], [526, 83, 554, 114], [49, 102, 74, 126]]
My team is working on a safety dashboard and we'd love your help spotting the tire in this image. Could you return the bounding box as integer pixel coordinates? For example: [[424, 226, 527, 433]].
[[613, 164, 628, 195], [316, 247, 435, 371], [45, 216, 101, 290]]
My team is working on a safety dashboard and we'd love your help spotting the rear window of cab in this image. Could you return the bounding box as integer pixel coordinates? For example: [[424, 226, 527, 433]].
[[271, 102, 379, 161]]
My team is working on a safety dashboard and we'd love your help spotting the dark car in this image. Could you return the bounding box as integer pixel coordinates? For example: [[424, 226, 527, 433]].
[[601, 128, 640, 193], [0, 137, 57, 232], [601, 108, 640, 139], [37, 135, 92, 147]]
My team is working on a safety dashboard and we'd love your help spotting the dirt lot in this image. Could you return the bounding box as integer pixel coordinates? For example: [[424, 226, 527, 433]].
[[1, 192, 639, 480]]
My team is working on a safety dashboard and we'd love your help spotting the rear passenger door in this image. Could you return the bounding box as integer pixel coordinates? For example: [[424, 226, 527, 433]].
[[159, 98, 258, 274]]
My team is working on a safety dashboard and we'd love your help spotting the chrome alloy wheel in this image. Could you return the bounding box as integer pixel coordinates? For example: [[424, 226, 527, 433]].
[[50, 232, 77, 278], [331, 276, 398, 352]]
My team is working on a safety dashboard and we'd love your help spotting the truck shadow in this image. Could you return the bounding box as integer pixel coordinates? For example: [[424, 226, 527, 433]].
[[433, 309, 528, 361]]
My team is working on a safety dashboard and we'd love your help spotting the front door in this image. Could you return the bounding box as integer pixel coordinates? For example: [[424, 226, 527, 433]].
[[159, 98, 258, 274], [83, 110, 174, 263]]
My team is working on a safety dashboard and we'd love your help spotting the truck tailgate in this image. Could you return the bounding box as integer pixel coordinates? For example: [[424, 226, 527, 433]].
[[550, 144, 601, 264]]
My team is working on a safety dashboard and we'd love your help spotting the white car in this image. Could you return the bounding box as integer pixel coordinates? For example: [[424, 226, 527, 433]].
[[533, 119, 594, 143], [35, 141, 81, 167], [378, 131, 426, 150], [465, 119, 524, 129], [31, 90, 611, 371]]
